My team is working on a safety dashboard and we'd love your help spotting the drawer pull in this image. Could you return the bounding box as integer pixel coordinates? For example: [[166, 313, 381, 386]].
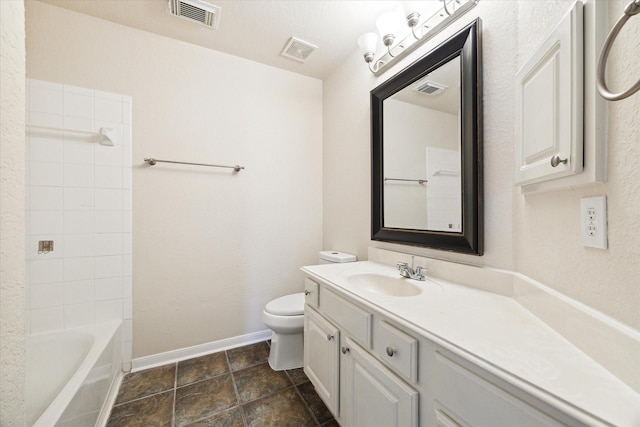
[[386, 346, 397, 357], [304, 290, 311, 295], [327, 334, 335, 341], [341, 346, 350, 354]]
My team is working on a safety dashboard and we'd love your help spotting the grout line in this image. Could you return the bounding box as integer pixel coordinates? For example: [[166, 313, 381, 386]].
[[225, 349, 248, 427], [172, 362, 178, 427], [111, 387, 174, 407], [109, 341, 330, 426], [292, 383, 322, 426]]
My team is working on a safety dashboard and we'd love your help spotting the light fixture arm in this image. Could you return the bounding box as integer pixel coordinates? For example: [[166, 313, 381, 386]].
[[406, 12, 422, 40], [358, 0, 478, 75], [442, 0, 454, 16], [368, 60, 386, 73], [363, 52, 385, 73]]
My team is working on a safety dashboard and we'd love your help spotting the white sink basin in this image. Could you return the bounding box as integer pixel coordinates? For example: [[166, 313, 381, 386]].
[[346, 273, 422, 297]]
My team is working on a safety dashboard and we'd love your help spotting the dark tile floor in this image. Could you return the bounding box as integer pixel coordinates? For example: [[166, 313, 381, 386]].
[[107, 341, 339, 427]]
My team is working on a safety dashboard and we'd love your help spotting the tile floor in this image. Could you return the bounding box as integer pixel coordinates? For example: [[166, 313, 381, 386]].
[[107, 341, 339, 427]]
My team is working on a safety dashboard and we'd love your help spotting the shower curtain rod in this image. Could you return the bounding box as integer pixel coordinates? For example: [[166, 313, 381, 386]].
[[144, 158, 244, 172]]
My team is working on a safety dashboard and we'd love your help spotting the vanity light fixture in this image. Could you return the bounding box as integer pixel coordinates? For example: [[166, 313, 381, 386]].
[[358, 0, 479, 75]]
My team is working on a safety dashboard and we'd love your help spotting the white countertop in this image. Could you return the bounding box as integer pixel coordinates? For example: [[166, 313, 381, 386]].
[[302, 260, 640, 427]]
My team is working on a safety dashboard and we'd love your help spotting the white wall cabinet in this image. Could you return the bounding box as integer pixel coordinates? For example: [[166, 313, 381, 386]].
[[303, 275, 592, 427], [515, 2, 583, 187]]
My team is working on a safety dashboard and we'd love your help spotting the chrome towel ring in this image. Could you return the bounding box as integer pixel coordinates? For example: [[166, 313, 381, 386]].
[[596, 0, 640, 101]]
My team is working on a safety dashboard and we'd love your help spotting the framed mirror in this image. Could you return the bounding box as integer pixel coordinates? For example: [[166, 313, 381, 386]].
[[371, 20, 483, 255]]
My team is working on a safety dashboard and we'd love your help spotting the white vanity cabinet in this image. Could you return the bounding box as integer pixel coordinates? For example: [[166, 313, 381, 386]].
[[431, 350, 588, 427], [341, 337, 419, 427], [304, 305, 340, 415], [303, 272, 599, 427], [304, 279, 419, 427]]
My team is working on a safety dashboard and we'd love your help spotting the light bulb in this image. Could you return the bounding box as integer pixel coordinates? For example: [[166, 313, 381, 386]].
[[376, 10, 403, 38], [357, 32, 379, 55], [402, 1, 423, 17]]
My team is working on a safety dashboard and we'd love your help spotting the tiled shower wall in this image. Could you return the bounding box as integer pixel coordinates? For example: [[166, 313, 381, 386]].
[[26, 78, 132, 367]]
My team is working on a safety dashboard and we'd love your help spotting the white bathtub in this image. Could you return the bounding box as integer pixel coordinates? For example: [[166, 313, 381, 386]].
[[26, 321, 123, 427]]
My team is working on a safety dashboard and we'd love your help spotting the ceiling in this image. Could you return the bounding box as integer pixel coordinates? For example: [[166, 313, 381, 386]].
[[35, 0, 412, 80], [393, 55, 460, 115]]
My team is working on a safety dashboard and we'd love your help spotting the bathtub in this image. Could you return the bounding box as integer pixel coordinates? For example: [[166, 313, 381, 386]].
[[26, 321, 123, 427]]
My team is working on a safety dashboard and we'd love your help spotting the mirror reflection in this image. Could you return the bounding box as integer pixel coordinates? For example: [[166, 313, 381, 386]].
[[383, 56, 461, 232], [371, 19, 481, 254]]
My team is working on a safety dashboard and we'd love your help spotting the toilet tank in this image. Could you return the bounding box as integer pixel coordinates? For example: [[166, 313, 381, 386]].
[[319, 251, 357, 264]]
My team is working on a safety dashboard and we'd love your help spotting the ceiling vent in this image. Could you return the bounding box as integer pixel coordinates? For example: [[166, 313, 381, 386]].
[[167, 0, 221, 29], [413, 80, 448, 96], [281, 37, 318, 63]]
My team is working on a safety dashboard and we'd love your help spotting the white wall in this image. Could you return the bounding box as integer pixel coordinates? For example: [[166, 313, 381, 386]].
[[0, 1, 26, 424], [323, 0, 640, 330], [26, 2, 323, 358]]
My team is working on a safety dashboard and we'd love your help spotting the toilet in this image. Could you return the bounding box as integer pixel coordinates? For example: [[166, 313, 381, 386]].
[[262, 250, 357, 370]]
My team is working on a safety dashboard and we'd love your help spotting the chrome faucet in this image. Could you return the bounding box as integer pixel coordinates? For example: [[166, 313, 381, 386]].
[[396, 262, 427, 281]]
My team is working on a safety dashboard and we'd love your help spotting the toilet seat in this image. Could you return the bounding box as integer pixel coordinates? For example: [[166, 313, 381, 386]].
[[264, 292, 304, 316]]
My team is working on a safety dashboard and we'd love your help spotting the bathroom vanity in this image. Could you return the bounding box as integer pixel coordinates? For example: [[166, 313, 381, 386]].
[[302, 249, 640, 427]]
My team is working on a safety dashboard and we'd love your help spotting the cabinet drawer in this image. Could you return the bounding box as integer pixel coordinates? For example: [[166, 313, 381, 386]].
[[320, 287, 372, 348], [304, 278, 319, 308], [434, 352, 565, 427], [375, 321, 418, 383]]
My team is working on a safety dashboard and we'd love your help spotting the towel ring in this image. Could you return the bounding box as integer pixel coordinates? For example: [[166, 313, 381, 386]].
[[596, 0, 640, 101]]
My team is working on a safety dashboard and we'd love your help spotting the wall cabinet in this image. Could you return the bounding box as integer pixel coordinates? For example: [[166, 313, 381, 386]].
[[515, 2, 583, 187], [303, 275, 592, 427]]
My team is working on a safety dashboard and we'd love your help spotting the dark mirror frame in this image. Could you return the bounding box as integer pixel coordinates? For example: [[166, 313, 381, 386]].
[[371, 19, 483, 255]]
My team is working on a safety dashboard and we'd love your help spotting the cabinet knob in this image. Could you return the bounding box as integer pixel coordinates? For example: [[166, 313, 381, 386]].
[[386, 346, 396, 357], [341, 346, 350, 354], [326, 334, 334, 341], [304, 290, 311, 295], [550, 155, 568, 167]]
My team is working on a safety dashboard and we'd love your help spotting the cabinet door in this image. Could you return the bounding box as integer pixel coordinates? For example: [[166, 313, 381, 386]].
[[342, 337, 418, 427], [515, 2, 583, 186], [434, 352, 567, 427], [304, 307, 340, 416]]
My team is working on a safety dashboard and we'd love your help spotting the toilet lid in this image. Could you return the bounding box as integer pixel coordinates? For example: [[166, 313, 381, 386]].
[[265, 293, 305, 316]]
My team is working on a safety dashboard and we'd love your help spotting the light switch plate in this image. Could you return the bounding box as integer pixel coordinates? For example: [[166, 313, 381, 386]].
[[581, 196, 607, 249]]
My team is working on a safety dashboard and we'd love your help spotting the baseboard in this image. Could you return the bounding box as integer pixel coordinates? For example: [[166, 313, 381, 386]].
[[131, 329, 273, 372]]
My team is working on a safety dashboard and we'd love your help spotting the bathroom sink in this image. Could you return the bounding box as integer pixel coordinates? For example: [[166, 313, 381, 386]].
[[346, 273, 422, 297]]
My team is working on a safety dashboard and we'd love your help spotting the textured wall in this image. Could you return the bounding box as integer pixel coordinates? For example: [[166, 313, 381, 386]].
[[514, 0, 640, 329], [26, 2, 323, 358], [323, 0, 518, 269], [0, 1, 26, 424], [324, 0, 639, 330]]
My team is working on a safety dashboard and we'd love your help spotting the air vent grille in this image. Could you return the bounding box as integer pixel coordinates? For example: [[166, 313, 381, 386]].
[[414, 81, 448, 96], [281, 37, 318, 63], [167, 0, 220, 29]]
